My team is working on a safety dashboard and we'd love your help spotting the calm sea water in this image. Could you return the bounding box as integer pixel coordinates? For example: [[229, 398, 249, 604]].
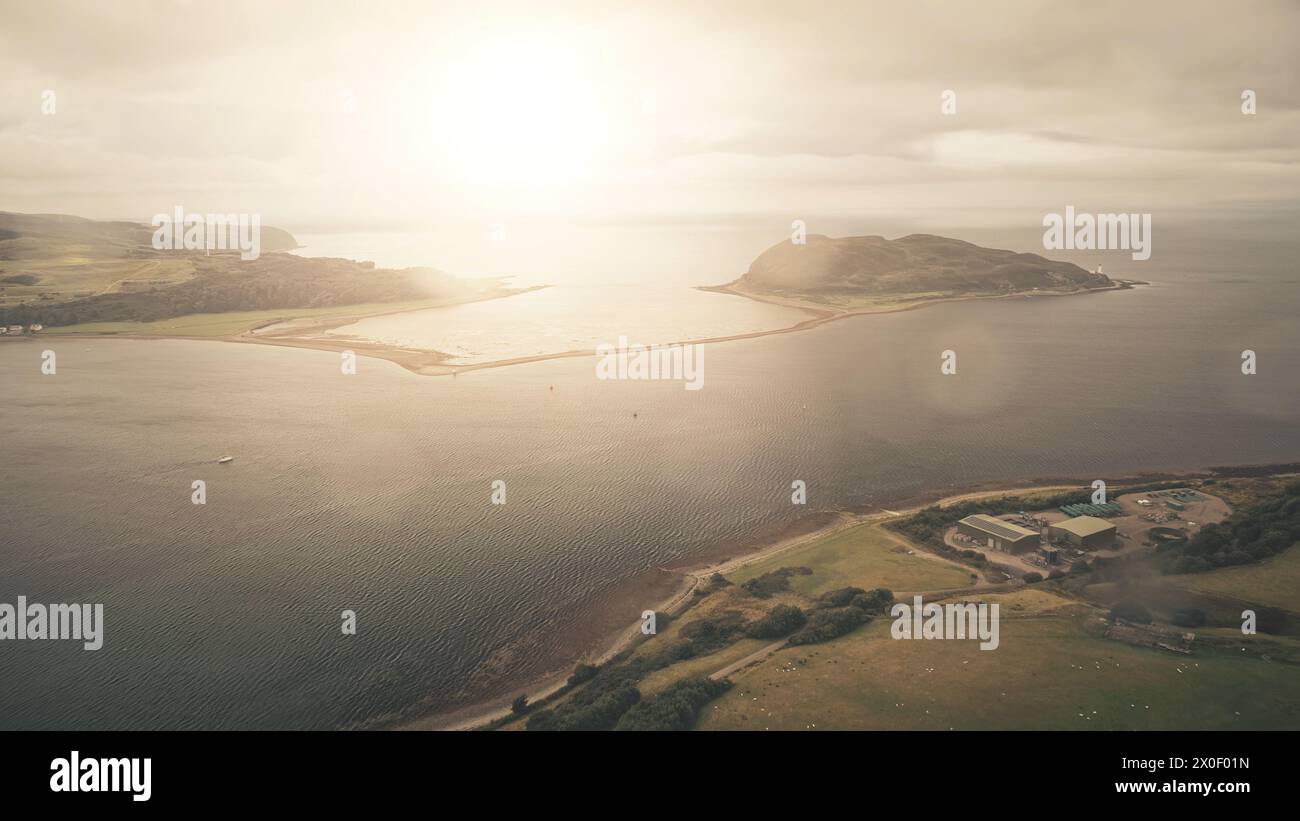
[[328, 285, 810, 364], [2, 223, 1298, 729]]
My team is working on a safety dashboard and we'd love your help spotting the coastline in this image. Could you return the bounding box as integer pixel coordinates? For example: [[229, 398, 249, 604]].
[[406, 462, 1226, 732], [698, 276, 1139, 315], [39, 277, 1140, 377], [35, 285, 547, 372]]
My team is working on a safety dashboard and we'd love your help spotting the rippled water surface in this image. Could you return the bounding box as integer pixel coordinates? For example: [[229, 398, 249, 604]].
[[3, 228, 1298, 728]]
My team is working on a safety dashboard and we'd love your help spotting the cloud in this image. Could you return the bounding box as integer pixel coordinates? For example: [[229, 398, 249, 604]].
[[0, 0, 1297, 227]]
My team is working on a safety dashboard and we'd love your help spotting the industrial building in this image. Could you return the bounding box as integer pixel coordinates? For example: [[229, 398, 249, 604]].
[[1049, 515, 1117, 550], [957, 514, 1041, 553]]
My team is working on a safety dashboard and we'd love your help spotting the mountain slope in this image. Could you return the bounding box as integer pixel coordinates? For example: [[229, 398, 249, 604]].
[[0, 211, 482, 327], [0, 211, 299, 260]]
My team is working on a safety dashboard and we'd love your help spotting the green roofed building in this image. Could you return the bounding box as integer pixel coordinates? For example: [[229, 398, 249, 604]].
[[957, 514, 1041, 554], [1049, 515, 1117, 550]]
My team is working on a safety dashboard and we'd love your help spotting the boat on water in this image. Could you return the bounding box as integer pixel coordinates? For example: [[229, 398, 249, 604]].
[[217, 456, 234, 464]]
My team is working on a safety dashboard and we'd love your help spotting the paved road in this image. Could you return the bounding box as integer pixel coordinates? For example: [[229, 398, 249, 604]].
[[709, 640, 789, 680]]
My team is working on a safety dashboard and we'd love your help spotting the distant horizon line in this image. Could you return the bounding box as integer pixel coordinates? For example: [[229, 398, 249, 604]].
[[6, 204, 1300, 238]]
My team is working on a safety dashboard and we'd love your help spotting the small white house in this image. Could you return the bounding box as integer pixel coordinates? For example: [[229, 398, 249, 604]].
[[28, 323, 43, 332]]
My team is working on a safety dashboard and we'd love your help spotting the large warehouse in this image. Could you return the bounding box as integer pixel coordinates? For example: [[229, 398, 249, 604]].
[[957, 514, 1041, 553], [1049, 515, 1117, 550]]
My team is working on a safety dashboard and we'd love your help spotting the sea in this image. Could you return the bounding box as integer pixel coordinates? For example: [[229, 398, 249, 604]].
[[2, 216, 1297, 728]]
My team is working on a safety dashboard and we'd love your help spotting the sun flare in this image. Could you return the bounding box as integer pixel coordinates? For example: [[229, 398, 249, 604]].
[[385, 27, 626, 189]]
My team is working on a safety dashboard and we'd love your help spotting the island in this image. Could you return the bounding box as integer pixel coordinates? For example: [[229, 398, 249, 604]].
[[704, 232, 1132, 313]]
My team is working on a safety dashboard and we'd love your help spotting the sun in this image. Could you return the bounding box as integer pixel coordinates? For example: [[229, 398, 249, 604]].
[[388, 26, 621, 189]]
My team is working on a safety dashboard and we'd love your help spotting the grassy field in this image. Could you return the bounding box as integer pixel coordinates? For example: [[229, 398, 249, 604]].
[[1, 256, 195, 307], [696, 589, 1300, 730], [527, 521, 979, 725], [1168, 544, 1300, 614], [40, 297, 463, 338], [508, 479, 1300, 732], [726, 522, 974, 597]]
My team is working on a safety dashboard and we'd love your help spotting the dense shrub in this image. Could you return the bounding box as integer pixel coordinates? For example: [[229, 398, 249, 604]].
[[567, 664, 598, 686], [788, 607, 869, 645], [679, 611, 747, 653], [529, 609, 750, 730], [849, 588, 894, 614], [614, 678, 732, 731], [527, 684, 640, 731], [1159, 483, 1300, 574], [817, 586, 866, 608], [745, 604, 807, 639], [1022, 572, 1043, 583], [700, 573, 731, 594], [815, 586, 894, 613]]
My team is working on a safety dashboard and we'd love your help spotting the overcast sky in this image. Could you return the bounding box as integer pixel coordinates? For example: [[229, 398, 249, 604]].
[[3, 0, 1298, 232]]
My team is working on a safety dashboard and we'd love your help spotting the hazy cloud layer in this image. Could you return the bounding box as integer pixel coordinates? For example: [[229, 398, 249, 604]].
[[2, 0, 1298, 229]]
